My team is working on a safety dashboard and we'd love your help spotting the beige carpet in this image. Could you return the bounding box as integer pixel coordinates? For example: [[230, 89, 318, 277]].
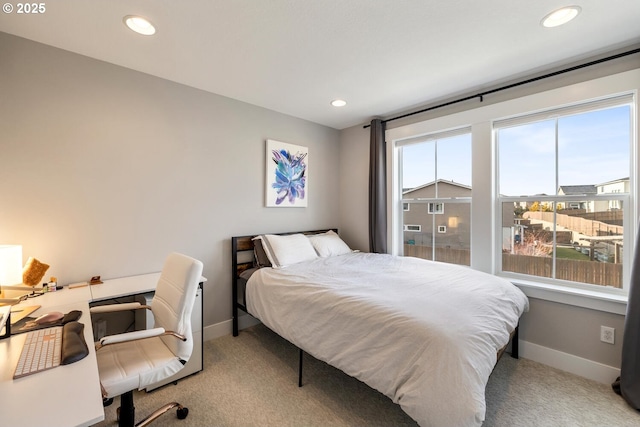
[[94, 324, 640, 426]]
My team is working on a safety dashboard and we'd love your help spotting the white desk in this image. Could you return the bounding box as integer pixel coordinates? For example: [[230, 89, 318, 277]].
[[0, 273, 174, 427], [0, 286, 102, 427], [89, 273, 160, 302]]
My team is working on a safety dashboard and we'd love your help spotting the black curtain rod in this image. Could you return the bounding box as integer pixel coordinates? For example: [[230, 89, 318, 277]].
[[363, 47, 640, 129]]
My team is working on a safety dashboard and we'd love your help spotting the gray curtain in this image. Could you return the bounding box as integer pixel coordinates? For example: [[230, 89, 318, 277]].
[[368, 119, 387, 253], [618, 224, 640, 408]]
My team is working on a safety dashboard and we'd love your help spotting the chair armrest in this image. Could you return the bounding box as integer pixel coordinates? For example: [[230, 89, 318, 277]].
[[100, 327, 165, 345], [90, 302, 151, 314], [95, 327, 187, 350]]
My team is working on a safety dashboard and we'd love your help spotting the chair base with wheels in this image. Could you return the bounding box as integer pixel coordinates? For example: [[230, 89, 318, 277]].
[[113, 390, 189, 427], [103, 390, 189, 427]]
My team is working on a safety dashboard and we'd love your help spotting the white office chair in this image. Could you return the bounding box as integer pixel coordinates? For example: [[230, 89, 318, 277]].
[[91, 253, 204, 427]]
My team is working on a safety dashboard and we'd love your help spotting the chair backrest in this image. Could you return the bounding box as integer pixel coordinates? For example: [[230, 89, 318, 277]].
[[151, 252, 203, 361]]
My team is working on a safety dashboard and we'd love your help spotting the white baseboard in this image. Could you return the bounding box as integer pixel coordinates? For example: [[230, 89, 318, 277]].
[[519, 340, 620, 384], [203, 314, 261, 342]]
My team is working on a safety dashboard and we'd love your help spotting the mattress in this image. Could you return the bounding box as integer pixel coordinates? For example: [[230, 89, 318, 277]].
[[246, 252, 529, 427]]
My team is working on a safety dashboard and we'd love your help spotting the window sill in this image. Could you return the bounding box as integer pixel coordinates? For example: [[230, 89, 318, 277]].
[[506, 278, 628, 315]]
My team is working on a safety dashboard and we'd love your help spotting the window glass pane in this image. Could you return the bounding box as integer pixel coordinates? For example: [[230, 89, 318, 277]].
[[403, 202, 432, 260], [434, 203, 470, 266], [558, 106, 630, 189], [502, 201, 554, 279], [403, 141, 435, 189], [402, 133, 471, 266], [502, 200, 624, 287], [498, 121, 556, 196], [436, 134, 472, 190]]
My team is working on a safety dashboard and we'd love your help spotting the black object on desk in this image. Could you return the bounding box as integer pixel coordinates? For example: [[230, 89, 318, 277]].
[[61, 321, 89, 365]]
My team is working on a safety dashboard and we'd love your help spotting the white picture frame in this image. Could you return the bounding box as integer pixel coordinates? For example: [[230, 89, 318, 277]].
[[265, 139, 308, 207]]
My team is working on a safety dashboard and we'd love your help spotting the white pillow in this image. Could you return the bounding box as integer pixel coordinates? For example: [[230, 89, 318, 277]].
[[308, 230, 352, 257], [259, 234, 318, 268]]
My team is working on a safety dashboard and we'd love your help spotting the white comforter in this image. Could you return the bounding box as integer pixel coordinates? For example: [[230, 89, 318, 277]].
[[246, 252, 529, 427]]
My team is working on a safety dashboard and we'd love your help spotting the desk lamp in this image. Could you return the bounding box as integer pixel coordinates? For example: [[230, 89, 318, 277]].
[[0, 245, 24, 304]]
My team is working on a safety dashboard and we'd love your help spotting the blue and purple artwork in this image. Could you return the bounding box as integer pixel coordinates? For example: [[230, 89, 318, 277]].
[[266, 140, 308, 207]]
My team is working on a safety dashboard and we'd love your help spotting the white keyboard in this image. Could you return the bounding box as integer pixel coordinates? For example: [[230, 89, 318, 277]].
[[14, 327, 63, 379]]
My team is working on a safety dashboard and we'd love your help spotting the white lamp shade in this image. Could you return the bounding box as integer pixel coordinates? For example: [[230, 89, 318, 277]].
[[0, 245, 23, 286]]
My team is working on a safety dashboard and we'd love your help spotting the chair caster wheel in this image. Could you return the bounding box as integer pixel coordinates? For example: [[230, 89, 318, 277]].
[[103, 398, 114, 407], [177, 407, 189, 420]]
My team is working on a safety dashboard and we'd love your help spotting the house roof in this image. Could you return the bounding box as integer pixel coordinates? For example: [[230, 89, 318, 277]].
[[597, 177, 630, 187], [403, 180, 471, 196], [559, 178, 629, 195], [558, 185, 597, 195]]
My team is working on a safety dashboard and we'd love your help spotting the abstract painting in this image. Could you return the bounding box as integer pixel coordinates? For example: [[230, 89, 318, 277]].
[[265, 139, 308, 207]]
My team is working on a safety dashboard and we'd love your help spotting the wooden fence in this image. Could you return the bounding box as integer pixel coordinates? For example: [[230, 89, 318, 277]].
[[567, 210, 623, 226], [403, 246, 622, 288], [502, 253, 622, 288], [404, 245, 470, 266], [524, 211, 623, 237]]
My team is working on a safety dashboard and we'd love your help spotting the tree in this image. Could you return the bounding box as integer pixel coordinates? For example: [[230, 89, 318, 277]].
[[513, 230, 552, 257], [528, 201, 553, 212]]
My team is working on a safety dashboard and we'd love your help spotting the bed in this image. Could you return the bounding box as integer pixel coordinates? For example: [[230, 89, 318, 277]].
[[231, 229, 529, 427]]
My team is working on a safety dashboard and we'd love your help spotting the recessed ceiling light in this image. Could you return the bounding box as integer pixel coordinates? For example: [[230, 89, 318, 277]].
[[123, 15, 156, 36], [331, 99, 347, 107], [541, 6, 581, 28]]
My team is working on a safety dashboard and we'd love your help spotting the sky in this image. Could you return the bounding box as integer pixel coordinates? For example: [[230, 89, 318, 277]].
[[402, 105, 631, 196]]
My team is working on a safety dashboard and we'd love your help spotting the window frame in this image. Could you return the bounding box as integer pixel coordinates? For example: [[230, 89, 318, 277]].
[[494, 95, 634, 293]]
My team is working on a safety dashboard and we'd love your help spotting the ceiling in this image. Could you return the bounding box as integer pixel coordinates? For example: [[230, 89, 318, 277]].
[[1, 1, 639, 130]]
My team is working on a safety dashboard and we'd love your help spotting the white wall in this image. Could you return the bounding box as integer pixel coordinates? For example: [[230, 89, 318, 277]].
[[0, 32, 340, 330]]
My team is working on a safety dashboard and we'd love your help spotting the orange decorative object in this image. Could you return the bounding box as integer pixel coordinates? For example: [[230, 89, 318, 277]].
[[22, 257, 50, 287]]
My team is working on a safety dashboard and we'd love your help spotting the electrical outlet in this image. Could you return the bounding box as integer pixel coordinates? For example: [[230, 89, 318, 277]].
[[601, 326, 615, 344]]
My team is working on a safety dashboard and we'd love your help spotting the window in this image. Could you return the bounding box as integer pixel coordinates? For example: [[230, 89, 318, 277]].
[[496, 95, 632, 290], [428, 203, 444, 214], [399, 129, 471, 265]]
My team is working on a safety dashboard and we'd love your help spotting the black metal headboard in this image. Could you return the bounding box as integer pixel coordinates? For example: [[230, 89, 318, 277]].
[[231, 228, 337, 336]]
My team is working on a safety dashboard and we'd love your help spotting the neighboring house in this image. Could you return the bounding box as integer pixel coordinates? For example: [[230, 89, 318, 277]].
[[402, 180, 471, 249], [597, 177, 629, 211], [556, 180, 628, 212], [558, 184, 597, 211]]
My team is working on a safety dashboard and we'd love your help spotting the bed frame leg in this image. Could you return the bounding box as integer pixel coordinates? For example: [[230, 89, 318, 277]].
[[232, 309, 239, 337], [511, 325, 519, 359], [298, 349, 304, 387]]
